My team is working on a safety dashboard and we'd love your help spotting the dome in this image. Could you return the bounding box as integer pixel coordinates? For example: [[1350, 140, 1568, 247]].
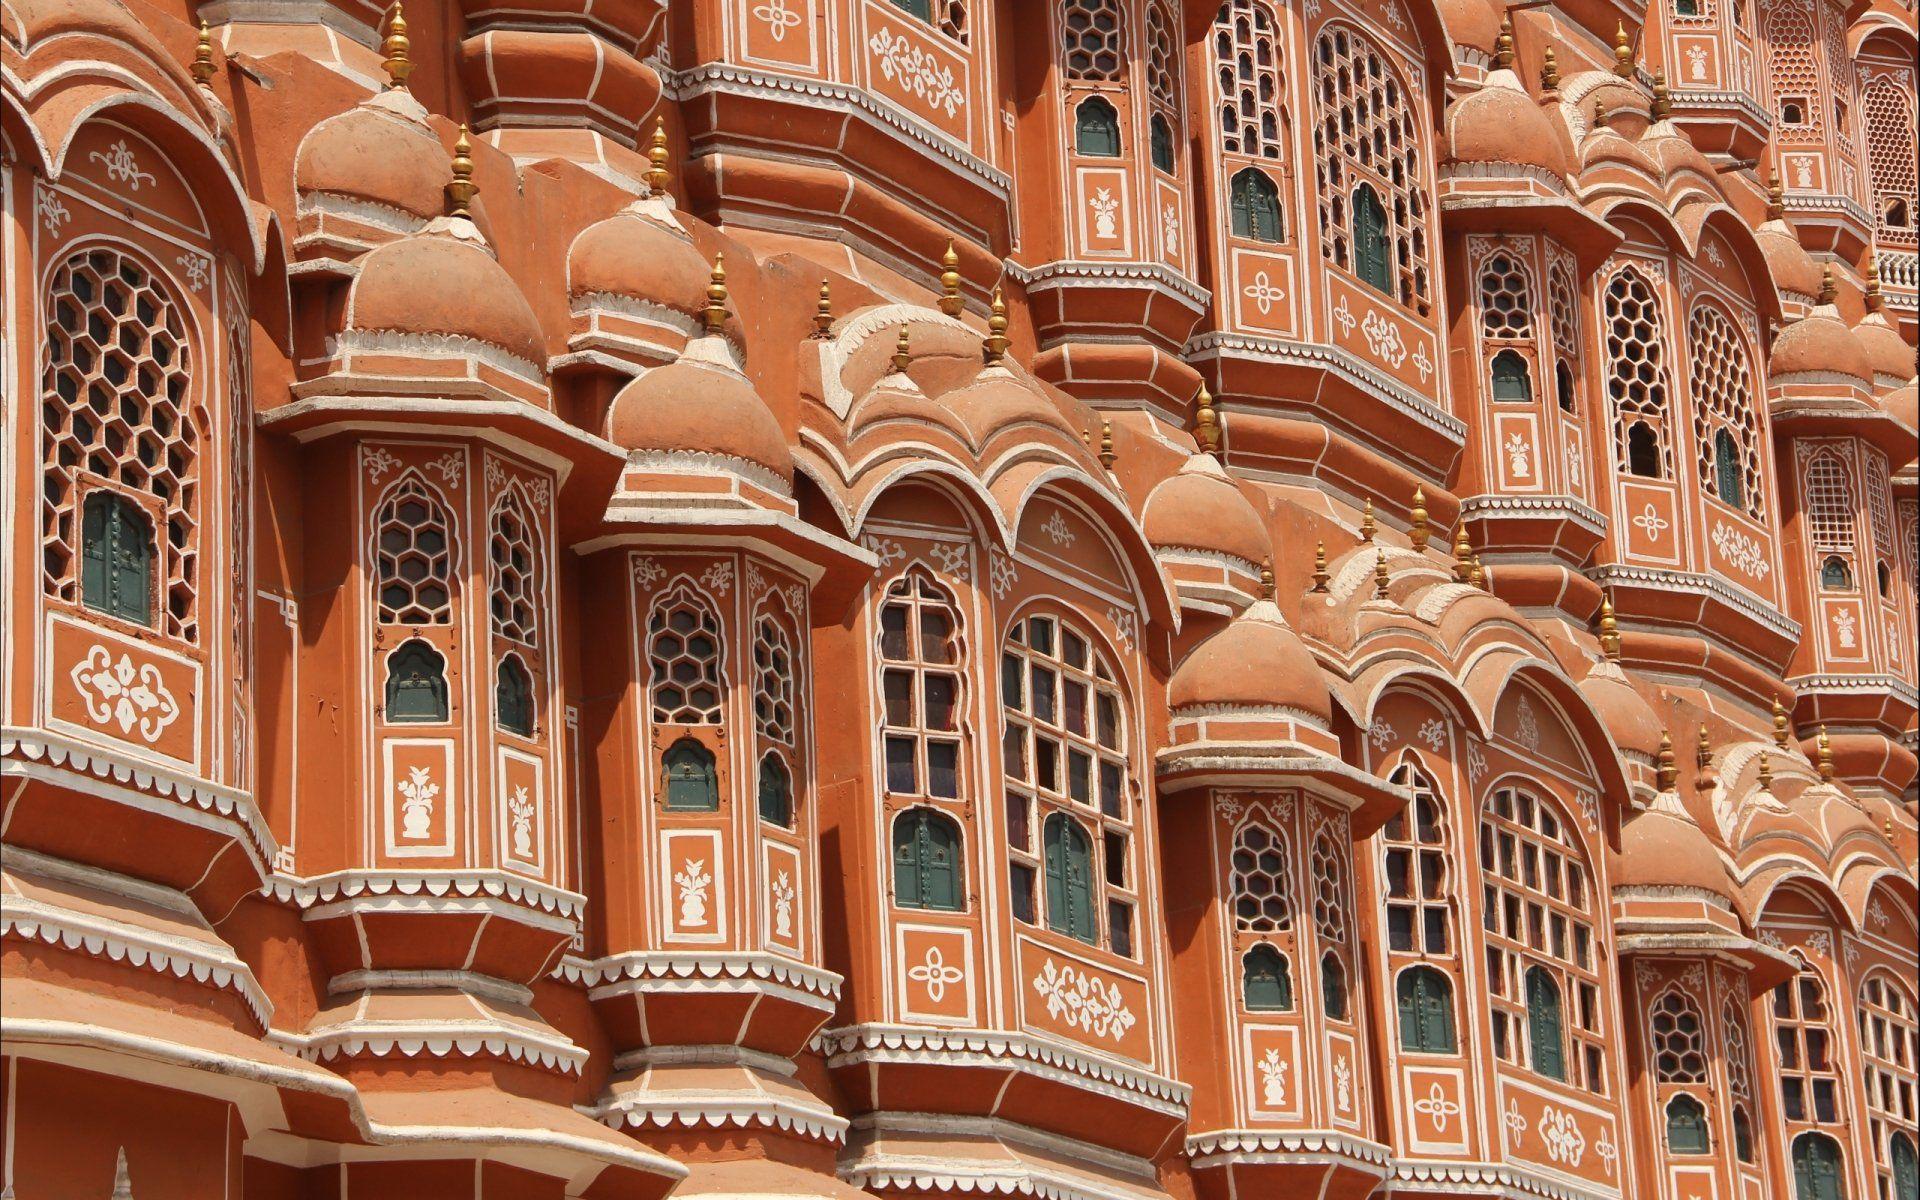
[[606, 339, 790, 478], [295, 90, 450, 222], [346, 227, 545, 364], [1580, 118, 1660, 179], [1579, 664, 1662, 758], [1769, 303, 1874, 384], [1141, 455, 1271, 566], [1853, 313, 1917, 387], [1885, 378, 1918, 430], [1435, 0, 1501, 55], [1612, 809, 1734, 899], [568, 202, 710, 318], [943, 366, 1080, 449], [1167, 599, 1332, 723], [1446, 72, 1572, 178], [1755, 222, 1823, 299]]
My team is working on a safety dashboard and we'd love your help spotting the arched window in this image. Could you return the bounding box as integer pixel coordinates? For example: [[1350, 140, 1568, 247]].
[[880, 572, 963, 800], [753, 615, 798, 745], [1690, 303, 1764, 517], [1860, 974, 1919, 1199], [1311, 829, 1353, 1021], [1725, 993, 1756, 1101], [1879, 560, 1893, 597], [80, 492, 153, 625], [894, 806, 963, 911], [1243, 944, 1294, 1011], [1311, 25, 1431, 308], [1548, 260, 1582, 415], [1043, 813, 1097, 944], [1322, 950, 1350, 1020], [758, 751, 792, 827], [1004, 612, 1136, 955], [1806, 452, 1858, 594], [488, 492, 539, 645], [1734, 1105, 1757, 1163], [1666, 1094, 1711, 1154], [1821, 555, 1854, 590], [1150, 113, 1175, 172], [1063, 0, 1124, 82], [1763, 0, 1822, 135], [1483, 787, 1604, 1091], [1792, 1132, 1847, 1200], [1556, 361, 1577, 414], [1864, 78, 1916, 245], [42, 247, 200, 640], [1604, 268, 1672, 480], [1396, 966, 1457, 1052], [1351, 183, 1391, 294], [1525, 966, 1565, 1081], [1382, 762, 1453, 955], [1074, 96, 1121, 156], [1491, 350, 1532, 403], [1229, 169, 1284, 242], [1233, 818, 1294, 933], [1145, 2, 1178, 111], [385, 640, 449, 723], [495, 654, 533, 736], [1480, 252, 1534, 340], [1775, 957, 1844, 1124], [1651, 989, 1709, 1082], [1212, 0, 1288, 160], [663, 738, 718, 811], [374, 476, 455, 625], [650, 590, 723, 724]]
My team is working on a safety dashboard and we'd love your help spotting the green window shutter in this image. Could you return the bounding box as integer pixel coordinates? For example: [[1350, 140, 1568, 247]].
[[1491, 351, 1532, 403], [758, 753, 791, 826], [82, 492, 153, 624], [1892, 1133, 1917, 1200], [1526, 967, 1566, 1080], [385, 641, 449, 722], [1354, 184, 1392, 294], [495, 656, 533, 736], [1666, 1096, 1710, 1154], [923, 814, 960, 910], [1244, 947, 1292, 1011], [1400, 968, 1456, 1053], [1397, 971, 1422, 1048], [81, 494, 111, 613], [1793, 1135, 1844, 1200], [894, 814, 922, 907], [1044, 815, 1071, 933], [1715, 428, 1745, 508], [663, 739, 718, 811]]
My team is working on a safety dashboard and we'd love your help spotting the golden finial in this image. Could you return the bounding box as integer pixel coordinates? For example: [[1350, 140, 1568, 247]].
[[1099, 419, 1117, 472], [1261, 562, 1277, 601], [703, 254, 729, 334], [1454, 523, 1474, 583], [1410, 487, 1430, 552], [1865, 253, 1884, 312], [192, 19, 216, 86], [1359, 498, 1376, 544], [984, 284, 1010, 365], [382, 2, 412, 91], [939, 239, 964, 317], [646, 117, 671, 196], [1311, 541, 1330, 593], [814, 279, 834, 338], [447, 125, 477, 218], [1591, 96, 1606, 133], [1651, 69, 1671, 119], [1194, 381, 1220, 454], [1541, 46, 1560, 91], [1598, 594, 1621, 661], [1696, 725, 1713, 771], [1470, 554, 1486, 590], [1818, 264, 1837, 307], [1495, 11, 1516, 70], [1613, 21, 1634, 78], [892, 327, 912, 375], [1657, 729, 1678, 792], [1772, 697, 1791, 748], [1758, 753, 1774, 793], [1766, 174, 1785, 221], [1816, 726, 1834, 782], [1374, 550, 1391, 600]]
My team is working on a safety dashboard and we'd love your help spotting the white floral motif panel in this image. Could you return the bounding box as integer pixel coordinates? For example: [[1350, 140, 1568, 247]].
[[69, 647, 180, 743], [866, 27, 964, 116], [1537, 1106, 1586, 1166], [1711, 521, 1773, 580], [1030, 958, 1137, 1041], [1361, 308, 1409, 369]]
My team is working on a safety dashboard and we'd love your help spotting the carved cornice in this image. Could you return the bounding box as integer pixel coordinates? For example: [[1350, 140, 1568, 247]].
[[559, 950, 844, 1005], [266, 869, 586, 923], [820, 1024, 1190, 1114]]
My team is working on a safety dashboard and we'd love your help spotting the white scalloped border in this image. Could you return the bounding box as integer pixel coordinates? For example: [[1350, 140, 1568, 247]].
[[820, 1025, 1190, 1112], [599, 1094, 849, 1144], [283, 1020, 587, 1074], [842, 1159, 1152, 1200], [1388, 1158, 1618, 1200], [267, 870, 586, 921], [559, 950, 843, 1001], [1185, 1127, 1392, 1167]]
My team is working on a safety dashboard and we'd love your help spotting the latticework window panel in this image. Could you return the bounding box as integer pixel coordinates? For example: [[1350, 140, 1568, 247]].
[[753, 615, 797, 745], [1146, 1, 1178, 112], [1549, 260, 1580, 354], [649, 590, 723, 724], [938, 0, 966, 44], [1864, 77, 1917, 245], [1479, 252, 1534, 341], [1213, 0, 1287, 160], [1764, 0, 1822, 141], [1773, 958, 1846, 1124], [1062, 0, 1124, 82], [1604, 268, 1673, 477], [41, 247, 200, 640], [1310, 829, 1349, 944], [373, 476, 454, 625], [488, 492, 539, 646], [1688, 303, 1764, 517], [1858, 974, 1919, 1188], [1651, 989, 1709, 1082], [1724, 994, 1754, 1100], [1867, 454, 1896, 563], [1383, 762, 1454, 956], [1805, 451, 1858, 552], [1232, 819, 1294, 932], [1311, 25, 1431, 308]]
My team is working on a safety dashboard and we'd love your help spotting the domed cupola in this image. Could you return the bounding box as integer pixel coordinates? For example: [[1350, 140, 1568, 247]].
[[1443, 19, 1572, 183], [1577, 607, 1663, 802], [564, 123, 715, 371], [1165, 569, 1335, 744], [1611, 801, 1736, 906], [1853, 257, 1918, 393], [1435, 0, 1501, 67], [1575, 77, 1660, 185], [292, 13, 450, 262], [1767, 266, 1875, 401], [1752, 177, 1824, 304], [1636, 73, 1717, 196], [1140, 388, 1271, 612]]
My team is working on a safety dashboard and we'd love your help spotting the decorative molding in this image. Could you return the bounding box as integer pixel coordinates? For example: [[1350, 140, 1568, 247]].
[[265, 869, 586, 921], [820, 1025, 1189, 1113], [559, 950, 843, 1003]]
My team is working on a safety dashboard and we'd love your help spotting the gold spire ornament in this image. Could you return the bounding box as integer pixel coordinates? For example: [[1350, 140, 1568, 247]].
[[447, 125, 477, 218], [1816, 726, 1835, 781], [192, 19, 216, 86], [1470, 554, 1486, 590], [1410, 487, 1430, 552], [814, 280, 834, 338], [1758, 753, 1774, 793], [1865, 253, 1884, 312], [1374, 550, 1391, 600], [1311, 541, 1330, 593], [382, 2, 412, 91], [938, 239, 964, 317], [1454, 523, 1474, 583], [1194, 381, 1220, 454], [1657, 729, 1677, 792], [1260, 563, 1277, 601], [646, 118, 671, 195], [1360, 498, 1376, 544], [1818, 264, 1837, 307], [703, 254, 729, 334], [983, 285, 1009, 365], [1541, 46, 1560, 91], [1772, 697, 1791, 748], [1099, 420, 1116, 472], [1598, 594, 1621, 661], [1613, 22, 1634, 78], [1651, 69, 1671, 119], [1696, 726, 1713, 770], [1766, 174, 1785, 221], [1495, 12, 1515, 70], [892, 327, 912, 375]]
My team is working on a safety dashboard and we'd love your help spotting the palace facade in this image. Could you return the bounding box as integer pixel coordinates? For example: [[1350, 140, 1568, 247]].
[[1, 0, 1916, 1197]]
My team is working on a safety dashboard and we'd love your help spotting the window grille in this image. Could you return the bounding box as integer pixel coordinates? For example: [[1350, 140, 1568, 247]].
[[1604, 268, 1672, 479], [1764, 0, 1822, 141], [1689, 303, 1763, 516], [1774, 959, 1845, 1124], [1860, 974, 1920, 1198], [880, 572, 964, 799], [1651, 989, 1709, 1082], [1383, 762, 1454, 956], [488, 492, 538, 645], [1311, 25, 1431, 308], [1212, 0, 1288, 160], [1806, 452, 1858, 553], [374, 476, 455, 625], [1146, 1, 1178, 111], [650, 590, 723, 724], [1063, 0, 1124, 81], [1480, 253, 1534, 340], [753, 616, 797, 744], [1864, 77, 1917, 246]]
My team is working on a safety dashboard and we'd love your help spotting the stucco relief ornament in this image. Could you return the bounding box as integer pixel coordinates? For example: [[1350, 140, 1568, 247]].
[[1467, 740, 1488, 782], [361, 445, 401, 480], [1515, 696, 1541, 751], [70, 647, 180, 744], [1832, 608, 1857, 649], [1538, 1106, 1586, 1165], [426, 452, 464, 487], [745, 562, 767, 598], [674, 859, 712, 926], [1710, 522, 1771, 580], [1361, 309, 1408, 369], [1805, 930, 1832, 958], [1679, 962, 1706, 991], [866, 27, 964, 117], [1243, 270, 1287, 316], [1575, 789, 1599, 833], [907, 944, 965, 1003], [1870, 900, 1891, 930], [1632, 504, 1670, 543], [1042, 509, 1075, 547], [1332, 296, 1356, 336], [1366, 717, 1397, 752], [1504, 1098, 1527, 1147], [752, 0, 802, 40], [1257, 1049, 1290, 1106], [1412, 342, 1434, 383], [1505, 433, 1533, 479], [1332, 1054, 1353, 1110], [35, 182, 71, 238], [1596, 1126, 1618, 1177], [506, 785, 535, 859], [1161, 204, 1181, 257], [1704, 239, 1725, 268], [988, 549, 1018, 599], [1106, 605, 1138, 652], [1214, 794, 1245, 824], [862, 534, 907, 567], [1417, 718, 1446, 750], [1758, 929, 1785, 950], [175, 252, 211, 294], [771, 871, 795, 940], [699, 560, 735, 595], [1031, 958, 1137, 1041], [928, 542, 971, 580], [1634, 960, 1660, 992], [631, 556, 665, 587], [1089, 188, 1119, 240], [89, 140, 156, 191], [1414, 1081, 1461, 1132], [397, 765, 439, 839]]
